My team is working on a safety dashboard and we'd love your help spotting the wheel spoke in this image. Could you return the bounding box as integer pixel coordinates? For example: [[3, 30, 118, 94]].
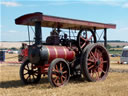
[[91, 70, 94, 78], [94, 48, 98, 58], [80, 36, 87, 42], [61, 76, 64, 84], [55, 65, 59, 71], [62, 75, 66, 80], [99, 63, 103, 69], [24, 72, 28, 75], [60, 63, 63, 71], [96, 70, 99, 80], [88, 65, 95, 70], [90, 52, 96, 60], [97, 50, 100, 59], [98, 51, 102, 58], [97, 71, 100, 78], [24, 68, 28, 71], [26, 64, 29, 70], [34, 71, 39, 76], [34, 73, 38, 77], [32, 75, 35, 80], [53, 67, 59, 73], [26, 75, 30, 80], [88, 59, 94, 63], [81, 43, 86, 49], [103, 61, 108, 63], [63, 71, 67, 74], [56, 77, 60, 84], [88, 62, 92, 66], [34, 70, 39, 74], [31, 64, 34, 70], [52, 72, 58, 76], [99, 67, 106, 74]]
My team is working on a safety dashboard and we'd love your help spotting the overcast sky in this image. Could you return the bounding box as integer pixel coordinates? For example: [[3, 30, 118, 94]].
[[0, 0, 128, 41]]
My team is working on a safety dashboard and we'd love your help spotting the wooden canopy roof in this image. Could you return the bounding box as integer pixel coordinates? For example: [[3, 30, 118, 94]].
[[15, 12, 116, 30]]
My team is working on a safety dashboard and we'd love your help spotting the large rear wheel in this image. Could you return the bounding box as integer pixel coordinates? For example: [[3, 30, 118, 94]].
[[81, 43, 110, 81]]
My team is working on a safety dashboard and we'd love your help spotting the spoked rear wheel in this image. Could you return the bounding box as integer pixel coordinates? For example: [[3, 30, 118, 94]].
[[81, 43, 110, 81], [48, 58, 70, 87], [20, 59, 41, 84]]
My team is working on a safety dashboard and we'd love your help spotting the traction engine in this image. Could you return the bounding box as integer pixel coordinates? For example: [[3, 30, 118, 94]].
[[15, 12, 116, 87]]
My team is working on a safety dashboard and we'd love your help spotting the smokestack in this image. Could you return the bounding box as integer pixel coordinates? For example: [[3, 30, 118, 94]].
[[35, 22, 42, 45]]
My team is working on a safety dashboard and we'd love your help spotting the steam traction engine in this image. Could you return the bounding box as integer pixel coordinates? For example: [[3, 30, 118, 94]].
[[15, 12, 116, 87]]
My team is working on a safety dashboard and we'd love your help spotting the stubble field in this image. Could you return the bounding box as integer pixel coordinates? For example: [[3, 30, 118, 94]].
[[0, 54, 128, 96]]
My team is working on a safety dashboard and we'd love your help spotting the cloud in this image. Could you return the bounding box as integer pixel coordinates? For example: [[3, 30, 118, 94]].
[[44, 0, 128, 8], [47, 1, 79, 6], [81, 0, 128, 8], [8, 30, 21, 33], [122, 3, 128, 8], [118, 27, 128, 32], [0, 1, 21, 7]]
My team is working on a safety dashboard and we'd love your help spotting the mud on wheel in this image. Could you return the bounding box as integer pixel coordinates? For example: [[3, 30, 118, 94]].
[[48, 58, 70, 87], [81, 43, 110, 82], [20, 59, 41, 84]]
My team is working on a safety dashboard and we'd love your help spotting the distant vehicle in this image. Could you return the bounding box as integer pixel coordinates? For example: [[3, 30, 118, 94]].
[[120, 46, 128, 64], [8, 50, 14, 54], [8, 50, 18, 54]]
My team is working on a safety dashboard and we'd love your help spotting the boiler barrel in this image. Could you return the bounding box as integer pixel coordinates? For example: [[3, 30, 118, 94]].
[[40, 46, 75, 63]]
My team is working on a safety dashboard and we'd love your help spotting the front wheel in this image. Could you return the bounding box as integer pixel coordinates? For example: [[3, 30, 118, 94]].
[[48, 58, 70, 87], [20, 59, 41, 84]]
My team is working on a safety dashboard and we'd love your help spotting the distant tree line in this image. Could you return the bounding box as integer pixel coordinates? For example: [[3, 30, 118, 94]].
[[0, 47, 19, 51], [98, 40, 128, 42]]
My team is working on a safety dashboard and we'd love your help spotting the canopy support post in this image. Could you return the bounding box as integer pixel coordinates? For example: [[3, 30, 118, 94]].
[[69, 28, 71, 47], [94, 27, 96, 43], [27, 25, 31, 45], [104, 28, 107, 48]]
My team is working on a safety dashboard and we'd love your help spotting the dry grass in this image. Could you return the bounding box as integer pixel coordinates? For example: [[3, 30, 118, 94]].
[[110, 57, 128, 70], [0, 42, 29, 48], [0, 55, 128, 96], [5, 53, 18, 62]]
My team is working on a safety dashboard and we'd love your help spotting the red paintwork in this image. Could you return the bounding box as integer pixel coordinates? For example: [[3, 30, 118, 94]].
[[32, 46, 75, 75], [46, 46, 75, 63], [36, 64, 49, 74], [22, 48, 28, 57], [15, 12, 116, 29]]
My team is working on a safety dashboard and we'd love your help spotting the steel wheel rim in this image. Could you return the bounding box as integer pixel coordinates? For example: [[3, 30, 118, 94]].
[[51, 61, 69, 87], [87, 45, 109, 81]]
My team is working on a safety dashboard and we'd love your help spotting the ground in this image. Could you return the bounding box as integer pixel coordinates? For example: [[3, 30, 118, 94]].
[[0, 54, 128, 96]]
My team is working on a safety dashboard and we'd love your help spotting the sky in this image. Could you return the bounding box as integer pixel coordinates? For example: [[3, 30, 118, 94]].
[[0, 0, 128, 42]]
